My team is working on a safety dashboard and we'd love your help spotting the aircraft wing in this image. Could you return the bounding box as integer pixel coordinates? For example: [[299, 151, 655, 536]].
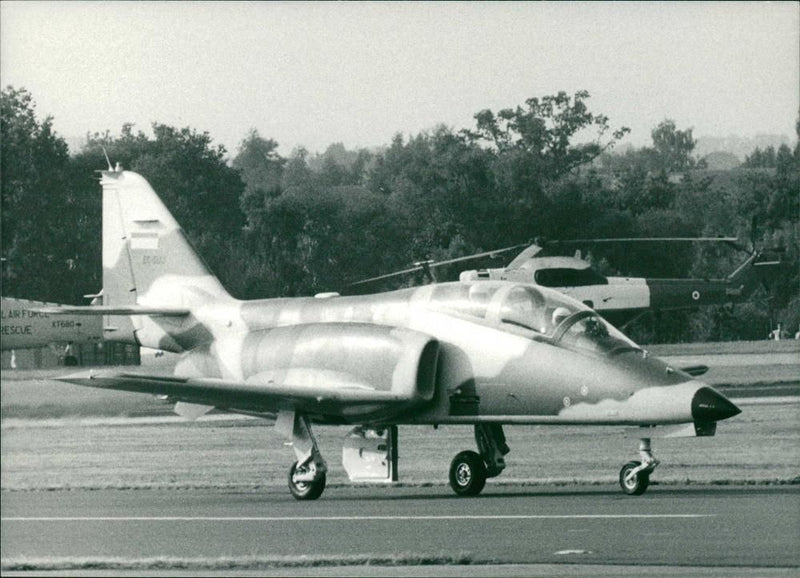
[[57, 370, 419, 418], [33, 305, 190, 317]]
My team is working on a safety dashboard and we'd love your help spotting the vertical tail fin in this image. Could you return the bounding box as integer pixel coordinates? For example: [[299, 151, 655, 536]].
[[101, 169, 231, 322], [726, 249, 783, 300]]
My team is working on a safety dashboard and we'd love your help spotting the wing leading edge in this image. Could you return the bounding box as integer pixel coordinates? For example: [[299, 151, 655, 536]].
[[57, 371, 420, 420]]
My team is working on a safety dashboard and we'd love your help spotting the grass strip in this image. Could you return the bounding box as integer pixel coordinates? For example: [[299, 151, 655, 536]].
[[1, 552, 489, 571], [2, 476, 798, 493]]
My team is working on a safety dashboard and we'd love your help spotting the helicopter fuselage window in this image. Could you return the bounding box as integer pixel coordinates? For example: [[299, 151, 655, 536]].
[[534, 268, 609, 287]]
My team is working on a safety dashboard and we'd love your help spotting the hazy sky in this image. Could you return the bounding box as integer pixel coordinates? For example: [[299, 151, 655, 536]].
[[2, 1, 798, 157]]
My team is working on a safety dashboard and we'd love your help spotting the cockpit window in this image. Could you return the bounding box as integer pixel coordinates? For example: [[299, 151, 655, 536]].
[[427, 281, 640, 358], [496, 283, 639, 356], [534, 268, 609, 287], [499, 286, 548, 333], [429, 283, 498, 320], [551, 309, 639, 356]]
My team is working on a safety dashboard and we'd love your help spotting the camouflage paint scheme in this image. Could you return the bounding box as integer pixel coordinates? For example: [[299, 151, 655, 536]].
[[45, 170, 741, 498]]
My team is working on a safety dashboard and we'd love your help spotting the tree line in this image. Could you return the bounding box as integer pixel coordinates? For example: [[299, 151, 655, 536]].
[[2, 86, 798, 343]]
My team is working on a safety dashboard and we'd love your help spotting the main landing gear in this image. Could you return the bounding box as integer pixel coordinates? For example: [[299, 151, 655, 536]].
[[619, 437, 659, 496], [277, 411, 328, 500], [449, 423, 509, 497], [288, 459, 326, 500], [449, 450, 486, 496]]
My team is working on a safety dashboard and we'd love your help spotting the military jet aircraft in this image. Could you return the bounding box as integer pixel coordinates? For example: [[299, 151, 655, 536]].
[[353, 239, 781, 328], [43, 169, 741, 500], [1, 296, 104, 365]]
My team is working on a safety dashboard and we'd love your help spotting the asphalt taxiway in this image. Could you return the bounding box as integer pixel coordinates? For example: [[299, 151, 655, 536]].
[[2, 484, 799, 571]]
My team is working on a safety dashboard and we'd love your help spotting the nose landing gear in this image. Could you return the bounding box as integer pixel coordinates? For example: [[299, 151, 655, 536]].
[[619, 437, 659, 496]]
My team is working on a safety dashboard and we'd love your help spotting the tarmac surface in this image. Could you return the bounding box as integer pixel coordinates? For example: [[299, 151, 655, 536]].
[[2, 485, 799, 572]]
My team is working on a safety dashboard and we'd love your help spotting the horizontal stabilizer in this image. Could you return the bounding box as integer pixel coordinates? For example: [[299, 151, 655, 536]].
[[33, 305, 190, 317]]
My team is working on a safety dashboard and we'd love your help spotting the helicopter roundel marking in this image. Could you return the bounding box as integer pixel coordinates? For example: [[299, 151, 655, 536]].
[[580, 385, 589, 397], [692, 290, 701, 301], [563, 396, 571, 407]]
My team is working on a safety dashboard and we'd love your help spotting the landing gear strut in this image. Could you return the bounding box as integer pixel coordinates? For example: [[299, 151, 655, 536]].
[[276, 411, 328, 500], [619, 437, 659, 496], [449, 424, 509, 497]]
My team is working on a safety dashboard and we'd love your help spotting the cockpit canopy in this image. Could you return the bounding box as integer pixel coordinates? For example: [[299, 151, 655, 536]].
[[426, 282, 638, 357]]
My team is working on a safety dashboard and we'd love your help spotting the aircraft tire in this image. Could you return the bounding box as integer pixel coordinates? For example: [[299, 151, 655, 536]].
[[619, 461, 649, 496], [288, 461, 326, 500], [449, 450, 487, 497]]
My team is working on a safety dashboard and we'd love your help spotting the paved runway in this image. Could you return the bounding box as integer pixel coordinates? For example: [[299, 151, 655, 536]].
[[2, 485, 799, 570]]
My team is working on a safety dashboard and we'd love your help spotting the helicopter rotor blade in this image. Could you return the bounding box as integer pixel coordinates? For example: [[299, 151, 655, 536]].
[[424, 243, 531, 268], [346, 242, 530, 288], [347, 264, 429, 287], [542, 237, 746, 256], [546, 237, 740, 245]]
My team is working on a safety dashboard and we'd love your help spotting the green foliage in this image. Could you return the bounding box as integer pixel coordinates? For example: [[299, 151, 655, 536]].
[[465, 91, 629, 176], [233, 129, 284, 222], [1, 86, 95, 303], [650, 119, 697, 172], [743, 145, 778, 168], [462, 91, 630, 240]]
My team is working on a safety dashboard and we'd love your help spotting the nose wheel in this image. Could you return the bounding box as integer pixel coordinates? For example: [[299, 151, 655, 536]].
[[619, 437, 659, 496], [619, 461, 650, 495]]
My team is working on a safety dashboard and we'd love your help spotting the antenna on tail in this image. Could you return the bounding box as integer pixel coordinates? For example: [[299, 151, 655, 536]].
[[101, 146, 113, 171]]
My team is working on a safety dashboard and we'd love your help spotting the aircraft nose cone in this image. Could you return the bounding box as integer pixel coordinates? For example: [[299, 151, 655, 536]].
[[691, 386, 741, 422]]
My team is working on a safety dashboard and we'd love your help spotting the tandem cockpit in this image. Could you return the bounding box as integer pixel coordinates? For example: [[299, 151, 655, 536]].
[[425, 282, 641, 357]]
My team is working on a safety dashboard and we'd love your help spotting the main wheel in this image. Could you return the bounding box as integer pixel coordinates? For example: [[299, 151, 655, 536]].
[[288, 461, 326, 500], [619, 460, 650, 496], [449, 450, 487, 497]]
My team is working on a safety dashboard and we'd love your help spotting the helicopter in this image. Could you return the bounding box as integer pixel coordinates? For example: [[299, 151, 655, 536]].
[[349, 238, 782, 329]]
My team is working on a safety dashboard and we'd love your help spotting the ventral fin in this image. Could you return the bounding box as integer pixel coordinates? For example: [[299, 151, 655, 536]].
[[174, 401, 214, 421]]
